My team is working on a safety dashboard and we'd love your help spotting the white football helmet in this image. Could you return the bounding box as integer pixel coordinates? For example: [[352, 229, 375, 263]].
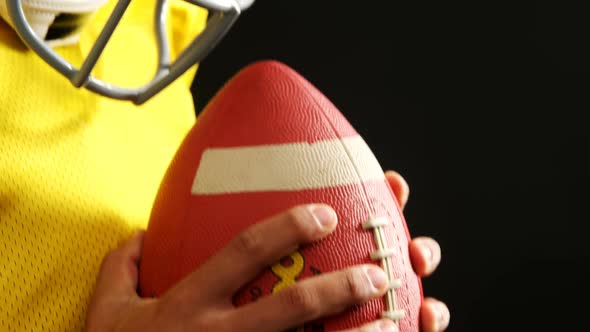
[[0, 0, 254, 104]]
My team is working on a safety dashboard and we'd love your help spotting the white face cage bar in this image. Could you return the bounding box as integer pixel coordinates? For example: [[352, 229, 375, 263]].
[[5, 0, 253, 105]]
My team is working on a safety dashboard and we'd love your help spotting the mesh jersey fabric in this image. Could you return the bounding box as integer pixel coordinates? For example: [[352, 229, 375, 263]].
[[0, 1, 207, 330]]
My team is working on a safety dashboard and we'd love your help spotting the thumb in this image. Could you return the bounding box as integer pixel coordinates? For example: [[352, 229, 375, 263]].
[[92, 230, 145, 299]]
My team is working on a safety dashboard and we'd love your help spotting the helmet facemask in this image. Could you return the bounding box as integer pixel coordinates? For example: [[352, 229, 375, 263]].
[[2, 0, 252, 104]]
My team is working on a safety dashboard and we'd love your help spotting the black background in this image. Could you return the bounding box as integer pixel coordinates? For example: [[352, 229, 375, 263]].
[[191, 1, 589, 331]]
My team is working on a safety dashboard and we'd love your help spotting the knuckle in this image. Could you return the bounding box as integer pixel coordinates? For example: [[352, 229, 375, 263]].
[[232, 226, 265, 257], [281, 286, 320, 318], [101, 249, 119, 263], [99, 249, 123, 271], [285, 206, 314, 238], [342, 268, 369, 301]]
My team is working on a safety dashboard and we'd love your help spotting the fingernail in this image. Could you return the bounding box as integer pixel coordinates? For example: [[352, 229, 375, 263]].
[[421, 244, 433, 271], [366, 266, 388, 292], [421, 243, 433, 262], [436, 301, 450, 330], [310, 204, 337, 230], [416, 237, 440, 274], [379, 319, 398, 332]]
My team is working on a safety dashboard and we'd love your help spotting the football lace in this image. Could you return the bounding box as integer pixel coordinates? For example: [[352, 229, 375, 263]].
[[362, 216, 406, 323]]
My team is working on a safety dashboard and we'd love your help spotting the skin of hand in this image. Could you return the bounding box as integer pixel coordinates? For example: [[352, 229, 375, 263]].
[[384, 170, 450, 332], [85, 170, 449, 332]]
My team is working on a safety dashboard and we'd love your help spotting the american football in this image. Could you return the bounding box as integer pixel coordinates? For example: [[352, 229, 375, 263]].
[[138, 60, 423, 331]]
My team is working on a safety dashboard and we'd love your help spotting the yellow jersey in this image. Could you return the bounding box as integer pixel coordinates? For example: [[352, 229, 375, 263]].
[[0, 1, 207, 330]]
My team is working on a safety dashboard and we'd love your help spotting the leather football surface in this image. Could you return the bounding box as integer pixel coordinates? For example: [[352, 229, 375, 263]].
[[139, 60, 423, 331]]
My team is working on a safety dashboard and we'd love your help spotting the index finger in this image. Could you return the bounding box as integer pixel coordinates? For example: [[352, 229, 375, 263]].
[[170, 204, 338, 304]]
